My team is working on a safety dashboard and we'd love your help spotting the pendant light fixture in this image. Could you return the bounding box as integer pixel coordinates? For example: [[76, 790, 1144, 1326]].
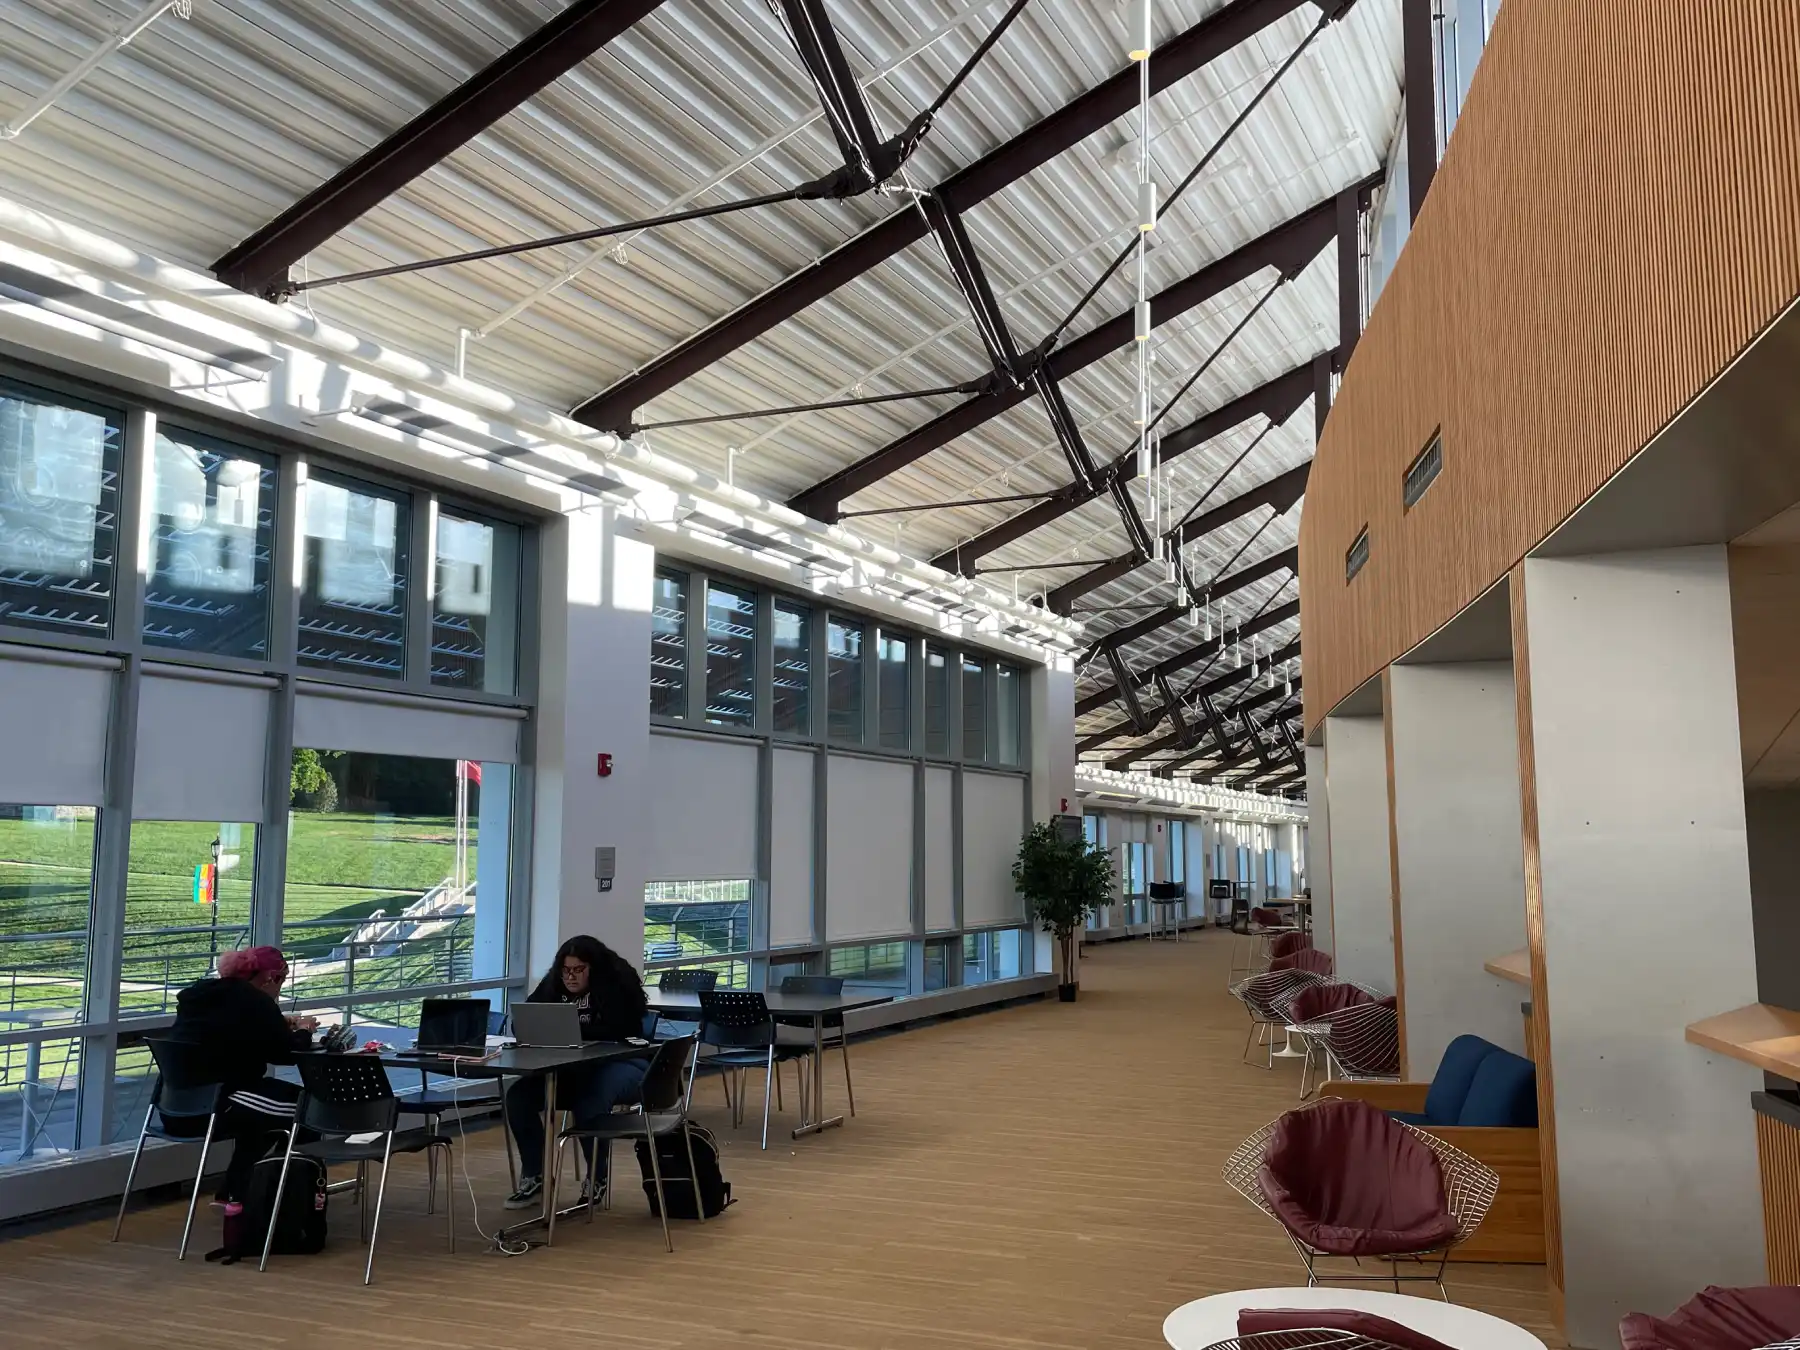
[[1283, 664, 1293, 698]]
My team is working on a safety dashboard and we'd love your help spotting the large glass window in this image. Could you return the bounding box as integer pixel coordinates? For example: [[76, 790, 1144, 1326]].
[[0, 805, 96, 1029], [0, 1035, 82, 1163], [827, 618, 864, 743], [924, 645, 950, 756], [0, 380, 122, 638], [704, 582, 756, 727], [644, 878, 752, 988], [963, 928, 1025, 984], [995, 662, 1021, 766], [923, 937, 953, 992], [120, 821, 257, 1019], [772, 600, 810, 734], [143, 428, 277, 659], [431, 510, 520, 694], [296, 471, 408, 679], [283, 750, 509, 1017], [650, 568, 688, 718], [829, 941, 907, 993], [961, 657, 987, 760], [877, 631, 909, 750]]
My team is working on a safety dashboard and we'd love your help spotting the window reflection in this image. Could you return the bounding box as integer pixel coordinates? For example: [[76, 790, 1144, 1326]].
[[827, 618, 863, 743], [144, 429, 276, 658], [650, 569, 687, 717], [0, 381, 121, 637], [995, 663, 1021, 766], [961, 657, 987, 760], [705, 583, 756, 727], [924, 645, 949, 756], [432, 511, 520, 694], [877, 632, 909, 749], [772, 601, 810, 734], [296, 473, 408, 678]]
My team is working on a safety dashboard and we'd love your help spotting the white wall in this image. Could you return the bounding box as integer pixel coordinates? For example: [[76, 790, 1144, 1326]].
[[1387, 662, 1528, 1077], [1523, 549, 1764, 1343], [1322, 714, 1394, 993], [530, 507, 652, 974]]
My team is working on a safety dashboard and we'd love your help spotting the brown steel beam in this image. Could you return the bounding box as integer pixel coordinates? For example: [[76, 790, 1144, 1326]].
[[1079, 545, 1297, 661], [573, 0, 1320, 435], [1076, 598, 1299, 719], [214, 0, 666, 295]]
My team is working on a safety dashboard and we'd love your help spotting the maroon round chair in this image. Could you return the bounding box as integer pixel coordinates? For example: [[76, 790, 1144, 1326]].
[[1286, 982, 1374, 1024], [1269, 931, 1313, 962], [1271, 946, 1334, 976], [1619, 1286, 1800, 1350], [1222, 1097, 1498, 1295], [1238, 1308, 1460, 1350]]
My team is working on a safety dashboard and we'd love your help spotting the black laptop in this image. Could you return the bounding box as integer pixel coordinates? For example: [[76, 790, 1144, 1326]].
[[397, 997, 491, 1058]]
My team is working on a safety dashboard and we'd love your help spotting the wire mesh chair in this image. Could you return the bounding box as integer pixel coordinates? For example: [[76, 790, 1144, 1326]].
[[1230, 904, 1301, 986], [1285, 982, 1385, 1098], [1193, 1329, 1412, 1350], [1221, 1097, 1500, 1297], [1230, 968, 1327, 1068], [1316, 998, 1401, 1083]]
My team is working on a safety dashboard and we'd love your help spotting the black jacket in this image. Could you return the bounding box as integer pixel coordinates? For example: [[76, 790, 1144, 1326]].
[[170, 977, 302, 1092], [526, 967, 648, 1044]]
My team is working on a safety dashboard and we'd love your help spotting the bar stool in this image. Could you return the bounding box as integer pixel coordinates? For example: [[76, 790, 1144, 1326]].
[[1147, 882, 1186, 941]]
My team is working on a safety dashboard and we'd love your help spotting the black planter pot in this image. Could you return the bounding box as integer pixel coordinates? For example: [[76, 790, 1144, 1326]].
[[1058, 982, 1079, 1003]]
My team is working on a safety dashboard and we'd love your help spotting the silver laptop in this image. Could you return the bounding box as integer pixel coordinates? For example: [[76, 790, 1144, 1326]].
[[510, 1001, 584, 1048]]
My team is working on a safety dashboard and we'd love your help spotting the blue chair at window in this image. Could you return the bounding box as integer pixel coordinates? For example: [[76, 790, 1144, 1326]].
[[697, 990, 811, 1150], [112, 1036, 226, 1259]]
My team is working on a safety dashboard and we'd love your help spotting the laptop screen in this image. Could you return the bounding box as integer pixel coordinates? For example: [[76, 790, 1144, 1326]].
[[416, 997, 490, 1049]]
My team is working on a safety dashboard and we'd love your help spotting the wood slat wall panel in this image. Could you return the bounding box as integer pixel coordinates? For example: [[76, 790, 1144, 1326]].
[[1758, 1109, 1800, 1283], [1300, 2, 1800, 727]]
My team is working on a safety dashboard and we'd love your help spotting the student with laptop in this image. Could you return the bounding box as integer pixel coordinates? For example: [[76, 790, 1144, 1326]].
[[503, 934, 650, 1210]]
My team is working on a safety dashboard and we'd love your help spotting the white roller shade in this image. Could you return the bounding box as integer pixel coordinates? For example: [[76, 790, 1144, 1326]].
[[0, 649, 111, 805], [963, 770, 1025, 927], [769, 747, 815, 947], [644, 732, 759, 881], [825, 754, 913, 942], [134, 674, 270, 821], [924, 766, 955, 931], [293, 688, 520, 764]]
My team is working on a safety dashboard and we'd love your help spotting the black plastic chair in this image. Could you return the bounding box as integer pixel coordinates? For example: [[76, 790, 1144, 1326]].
[[112, 1036, 226, 1259], [397, 1009, 512, 1201], [698, 990, 810, 1150], [776, 974, 856, 1118], [260, 1054, 453, 1284], [649, 968, 718, 1041], [549, 1034, 702, 1252]]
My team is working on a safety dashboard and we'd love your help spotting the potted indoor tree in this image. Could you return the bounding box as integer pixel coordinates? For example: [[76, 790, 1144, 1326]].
[[1014, 821, 1114, 1002]]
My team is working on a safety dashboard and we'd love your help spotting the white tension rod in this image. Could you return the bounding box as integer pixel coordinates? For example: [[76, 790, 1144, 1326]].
[[1128, 0, 1159, 565], [2, 1, 192, 141]]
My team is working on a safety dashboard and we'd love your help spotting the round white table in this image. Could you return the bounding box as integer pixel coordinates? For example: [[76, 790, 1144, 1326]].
[[1162, 1288, 1547, 1350]]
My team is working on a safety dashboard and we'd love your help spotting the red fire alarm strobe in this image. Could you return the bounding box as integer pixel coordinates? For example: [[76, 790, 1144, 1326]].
[[1060, 797, 1069, 813], [597, 753, 614, 777]]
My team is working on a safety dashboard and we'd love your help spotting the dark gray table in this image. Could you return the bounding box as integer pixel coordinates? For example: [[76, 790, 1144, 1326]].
[[644, 990, 892, 1138], [376, 1040, 649, 1245]]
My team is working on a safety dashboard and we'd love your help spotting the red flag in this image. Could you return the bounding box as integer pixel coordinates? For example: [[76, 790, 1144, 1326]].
[[459, 760, 482, 785]]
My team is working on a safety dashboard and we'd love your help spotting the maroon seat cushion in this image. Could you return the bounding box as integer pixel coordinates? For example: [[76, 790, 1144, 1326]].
[[1239, 1306, 1459, 1350], [1256, 1098, 1460, 1257], [1620, 1287, 1800, 1350], [1270, 931, 1313, 960], [1251, 906, 1285, 928], [1287, 981, 1374, 1022], [1272, 947, 1336, 977]]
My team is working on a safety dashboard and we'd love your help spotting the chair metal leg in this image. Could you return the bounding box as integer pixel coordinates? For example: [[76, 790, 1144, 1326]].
[[425, 1121, 438, 1215], [111, 1116, 152, 1243], [775, 1058, 784, 1112], [358, 1160, 369, 1243], [760, 1047, 773, 1151], [547, 1135, 570, 1247], [839, 1039, 855, 1117], [178, 1115, 217, 1260], [681, 1122, 705, 1223], [442, 1144, 455, 1254], [644, 1119, 672, 1253], [363, 1131, 396, 1286], [257, 1123, 301, 1273]]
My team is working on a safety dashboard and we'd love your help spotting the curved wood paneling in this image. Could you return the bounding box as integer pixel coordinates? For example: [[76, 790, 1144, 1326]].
[[1300, 2, 1800, 729], [1756, 1103, 1800, 1282]]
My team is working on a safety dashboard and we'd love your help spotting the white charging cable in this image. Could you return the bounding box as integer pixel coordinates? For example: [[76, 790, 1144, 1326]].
[[448, 1059, 530, 1257]]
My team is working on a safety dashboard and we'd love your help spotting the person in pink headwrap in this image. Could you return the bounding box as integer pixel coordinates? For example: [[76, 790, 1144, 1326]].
[[169, 946, 316, 1206]]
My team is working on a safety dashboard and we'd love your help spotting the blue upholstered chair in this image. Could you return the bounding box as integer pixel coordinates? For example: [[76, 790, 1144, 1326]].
[[1391, 1034, 1537, 1129]]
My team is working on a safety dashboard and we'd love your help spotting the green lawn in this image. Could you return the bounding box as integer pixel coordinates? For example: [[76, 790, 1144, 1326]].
[[0, 811, 480, 1020]]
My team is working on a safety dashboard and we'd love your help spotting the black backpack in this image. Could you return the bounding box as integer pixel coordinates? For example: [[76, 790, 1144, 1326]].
[[206, 1152, 328, 1264], [634, 1124, 731, 1219]]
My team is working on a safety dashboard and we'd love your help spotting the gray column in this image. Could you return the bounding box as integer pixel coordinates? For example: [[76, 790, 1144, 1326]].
[[1386, 662, 1528, 1078], [1519, 548, 1763, 1343], [1322, 713, 1394, 993]]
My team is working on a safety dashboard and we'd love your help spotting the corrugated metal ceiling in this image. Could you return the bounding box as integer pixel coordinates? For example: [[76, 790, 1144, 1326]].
[[0, 0, 1403, 788]]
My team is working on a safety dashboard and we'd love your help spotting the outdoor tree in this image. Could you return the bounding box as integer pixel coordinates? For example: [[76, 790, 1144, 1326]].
[[290, 747, 341, 811], [1013, 821, 1113, 999]]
